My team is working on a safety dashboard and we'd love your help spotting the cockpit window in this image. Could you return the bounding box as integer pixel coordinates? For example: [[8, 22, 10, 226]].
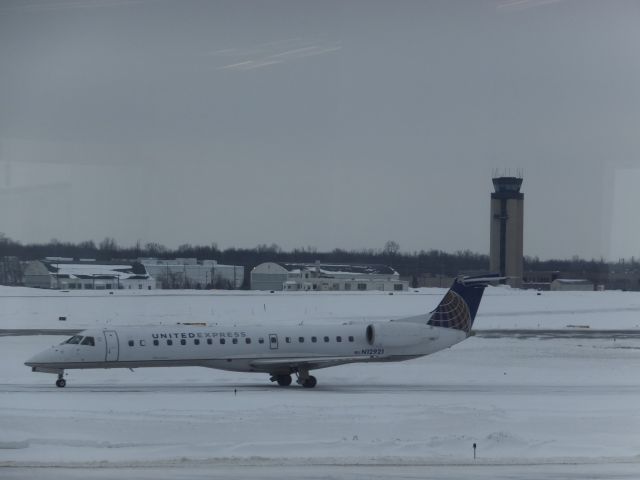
[[81, 336, 95, 346], [65, 335, 83, 344]]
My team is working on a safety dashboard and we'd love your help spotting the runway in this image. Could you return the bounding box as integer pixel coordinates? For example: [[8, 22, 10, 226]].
[[3, 461, 640, 480], [2, 382, 640, 396]]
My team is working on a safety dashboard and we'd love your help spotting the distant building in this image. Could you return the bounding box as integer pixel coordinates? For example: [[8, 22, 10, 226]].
[[522, 270, 560, 291], [414, 274, 456, 288], [251, 261, 408, 292], [140, 258, 244, 289], [589, 270, 640, 292], [23, 259, 155, 290], [22, 261, 51, 289], [550, 279, 594, 291]]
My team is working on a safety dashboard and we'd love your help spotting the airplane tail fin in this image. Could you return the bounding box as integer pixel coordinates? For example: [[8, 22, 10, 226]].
[[427, 274, 502, 334]]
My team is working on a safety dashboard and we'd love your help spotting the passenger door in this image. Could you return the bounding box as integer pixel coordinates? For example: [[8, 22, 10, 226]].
[[104, 330, 119, 361], [269, 334, 278, 350]]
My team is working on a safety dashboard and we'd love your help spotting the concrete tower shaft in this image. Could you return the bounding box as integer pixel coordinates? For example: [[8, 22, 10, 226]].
[[490, 177, 524, 288]]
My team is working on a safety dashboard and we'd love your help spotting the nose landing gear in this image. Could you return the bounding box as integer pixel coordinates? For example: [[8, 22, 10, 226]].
[[55, 372, 66, 388]]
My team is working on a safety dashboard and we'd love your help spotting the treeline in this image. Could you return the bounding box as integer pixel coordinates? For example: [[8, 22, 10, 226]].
[[2, 234, 638, 285], [0, 235, 489, 280], [523, 255, 613, 275]]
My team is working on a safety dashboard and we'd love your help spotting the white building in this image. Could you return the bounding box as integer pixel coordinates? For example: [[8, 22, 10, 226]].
[[550, 279, 594, 291], [23, 260, 155, 290], [251, 262, 408, 292], [140, 258, 244, 289]]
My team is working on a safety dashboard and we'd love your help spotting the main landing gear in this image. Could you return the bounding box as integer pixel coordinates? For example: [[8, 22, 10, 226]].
[[300, 375, 317, 389], [55, 372, 66, 388], [271, 374, 292, 386], [296, 368, 317, 389], [269, 370, 317, 388]]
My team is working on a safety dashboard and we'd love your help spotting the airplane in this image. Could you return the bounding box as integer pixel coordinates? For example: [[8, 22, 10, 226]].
[[25, 274, 499, 388]]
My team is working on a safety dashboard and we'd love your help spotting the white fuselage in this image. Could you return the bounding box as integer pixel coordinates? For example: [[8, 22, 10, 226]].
[[25, 274, 494, 388], [26, 321, 466, 375]]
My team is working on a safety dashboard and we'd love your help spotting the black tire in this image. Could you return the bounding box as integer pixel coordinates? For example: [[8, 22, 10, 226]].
[[276, 375, 292, 386], [56, 378, 66, 388], [302, 376, 317, 388]]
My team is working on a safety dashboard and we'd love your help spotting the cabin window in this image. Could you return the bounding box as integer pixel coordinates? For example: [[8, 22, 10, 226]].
[[245, 338, 251, 344], [324, 336, 330, 342], [270, 337, 277, 344], [285, 337, 291, 343], [298, 337, 304, 343], [128, 340, 134, 347], [65, 335, 83, 345], [232, 338, 238, 344], [167, 339, 173, 346], [153, 339, 159, 346], [336, 336, 342, 342], [258, 338, 265, 344], [81, 336, 95, 346], [194, 339, 200, 345], [348, 336, 354, 342], [311, 336, 317, 343], [220, 338, 226, 345], [207, 338, 212, 345], [139, 340, 146, 347]]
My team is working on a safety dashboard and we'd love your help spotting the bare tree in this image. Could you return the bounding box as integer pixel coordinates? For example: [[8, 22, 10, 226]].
[[383, 240, 400, 256]]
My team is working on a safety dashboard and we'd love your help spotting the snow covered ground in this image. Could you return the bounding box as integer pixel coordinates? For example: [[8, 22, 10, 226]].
[[1, 284, 639, 331], [1, 286, 640, 478]]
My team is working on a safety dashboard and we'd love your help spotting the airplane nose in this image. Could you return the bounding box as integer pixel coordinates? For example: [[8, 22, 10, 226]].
[[25, 352, 41, 367], [25, 350, 52, 367]]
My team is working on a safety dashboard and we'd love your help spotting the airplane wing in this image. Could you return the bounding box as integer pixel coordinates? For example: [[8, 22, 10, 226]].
[[250, 356, 362, 372]]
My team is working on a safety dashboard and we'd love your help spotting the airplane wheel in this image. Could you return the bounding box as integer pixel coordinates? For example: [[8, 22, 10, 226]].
[[302, 376, 317, 389], [276, 375, 292, 386], [55, 378, 66, 388]]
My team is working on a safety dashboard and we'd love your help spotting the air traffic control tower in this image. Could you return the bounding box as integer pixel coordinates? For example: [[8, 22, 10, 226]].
[[490, 176, 524, 287]]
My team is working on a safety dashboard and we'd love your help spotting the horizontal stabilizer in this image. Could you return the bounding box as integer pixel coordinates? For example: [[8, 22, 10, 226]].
[[458, 273, 505, 285]]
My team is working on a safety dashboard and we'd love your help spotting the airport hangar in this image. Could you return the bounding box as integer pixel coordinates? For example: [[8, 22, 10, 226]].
[[250, 261, 408, 292]]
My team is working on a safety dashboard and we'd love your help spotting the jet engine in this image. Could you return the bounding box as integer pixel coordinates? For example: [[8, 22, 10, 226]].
[[366, 322, 432, 348]]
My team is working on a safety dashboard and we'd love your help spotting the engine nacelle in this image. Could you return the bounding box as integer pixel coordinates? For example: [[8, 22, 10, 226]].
[[366, 322, 432, 348]]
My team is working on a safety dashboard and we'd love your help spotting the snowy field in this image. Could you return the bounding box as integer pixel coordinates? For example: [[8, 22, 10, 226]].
[[1, 284, 640, 331], [1, 286, 640, 479]]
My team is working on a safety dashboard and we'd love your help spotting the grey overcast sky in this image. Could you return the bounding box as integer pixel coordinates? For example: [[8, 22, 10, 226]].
[[1, 0, 639, 260]]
